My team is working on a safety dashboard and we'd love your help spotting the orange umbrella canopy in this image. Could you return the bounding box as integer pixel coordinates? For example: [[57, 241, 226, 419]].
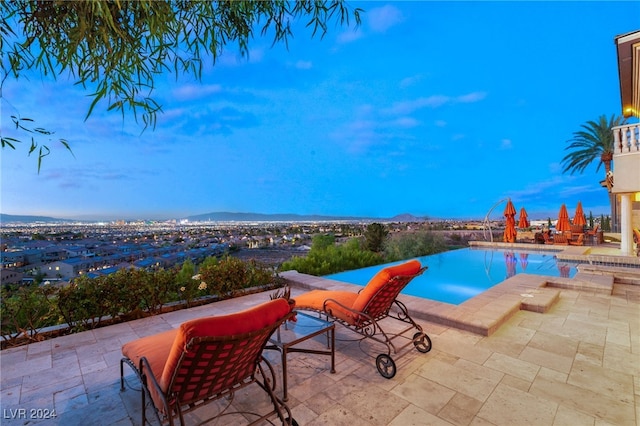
[[556, 204, 571, 232], [519, 253, 529, 271], [503, 199, 517, 243], [518, 207, 529, 228], [573, 201, 586, 226], [504, 251, 517, 278]]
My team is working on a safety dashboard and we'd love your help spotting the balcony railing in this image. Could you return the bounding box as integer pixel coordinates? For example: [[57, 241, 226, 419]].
[[612, 122, 640, 154]]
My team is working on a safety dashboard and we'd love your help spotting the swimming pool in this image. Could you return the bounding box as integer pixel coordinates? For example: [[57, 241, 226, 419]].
[[324, 247, 577, 305]]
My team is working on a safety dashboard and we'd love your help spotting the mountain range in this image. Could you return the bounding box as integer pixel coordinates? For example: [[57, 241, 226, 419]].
[[1, 212, 426, 224]]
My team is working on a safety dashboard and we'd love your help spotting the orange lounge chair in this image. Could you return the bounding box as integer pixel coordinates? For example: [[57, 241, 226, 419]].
[[569, 234, 584, 246], [553, 234, 569, 245], [587, 224, 600, 236], [120, 299, 296, 426], [293, 260, 430, 379]]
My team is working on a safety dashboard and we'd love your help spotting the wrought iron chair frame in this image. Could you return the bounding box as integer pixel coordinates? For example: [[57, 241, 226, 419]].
[[300, 267, 431, 379]]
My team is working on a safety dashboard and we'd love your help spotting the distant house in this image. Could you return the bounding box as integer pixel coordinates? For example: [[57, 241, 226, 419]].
[[1, 251, 27, 267], [0, 268, 23, 286]]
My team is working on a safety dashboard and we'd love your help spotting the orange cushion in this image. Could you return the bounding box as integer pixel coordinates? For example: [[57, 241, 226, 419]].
[[160, 298, 291, 391], [352, 260, 421, 312], [122, 328, 178, 410], [294, 290, 359, 324]]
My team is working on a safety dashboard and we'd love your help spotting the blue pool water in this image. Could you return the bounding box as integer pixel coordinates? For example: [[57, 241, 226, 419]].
[[324, 247, 577, 305]]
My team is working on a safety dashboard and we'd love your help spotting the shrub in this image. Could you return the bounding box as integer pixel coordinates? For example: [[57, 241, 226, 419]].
[[198, 256, 279, 297], [1, 257, 283, 349], [280, 235, 383, 275], [1, 283, 58, 344], [384, 230, 448, 262]]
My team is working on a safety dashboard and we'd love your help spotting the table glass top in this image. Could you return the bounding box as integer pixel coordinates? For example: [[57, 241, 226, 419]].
[[270, 311, 333, 345]]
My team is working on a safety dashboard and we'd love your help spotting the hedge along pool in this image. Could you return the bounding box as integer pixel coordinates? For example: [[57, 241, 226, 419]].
[[324, 247, 577, 305]]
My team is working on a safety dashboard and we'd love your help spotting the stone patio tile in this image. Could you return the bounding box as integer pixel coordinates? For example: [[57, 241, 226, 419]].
[[476, 383, 557, 425], [430, 333, 492, 365], [388, 404, 455, 426], [390, 373, 455, 415], [575, 341, 604, 366], [415, 358, 502, 403], [303, 390, 343, 417], [499, 374, 532, 392], [483, 352, 539, 382], [518, 346, 574, 374], [26, 339, 52, 357], [20, 375, 83, 405], [53, 383, 88, 414], [438, 392, 483, 425], [1, 346, 27, 365], [536, 366, 569, 383], [605, 326, 632, 347], [2, 352, 52, 381], [1, 383, 22, 406], [602, 342, 640, 376], [49, 330, 97, 350], [306, 404, 375, 426], [567, 360, 634, 404], [553, 404, 595, 426], [289, 366, 343, 402], [530, 375, 635, 425], [526, 330, 579, 358], [290, 402, 322, 425], [52, 389, 133, 426]]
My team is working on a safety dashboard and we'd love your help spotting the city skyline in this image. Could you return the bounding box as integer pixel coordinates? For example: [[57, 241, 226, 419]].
[[2, 2, 639, 221]]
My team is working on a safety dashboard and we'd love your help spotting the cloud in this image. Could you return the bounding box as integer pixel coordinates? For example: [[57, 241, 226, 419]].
[[500, 139, 513, 149], [172, 84, 223, 101], [384, 95, 450, 115], [336, 5, 403, 44], [383, 92, 487, 116], [399, 74, 424, 89], [391, 117, 420, 128], [367, 5, 405, 33], [456, 92, 487, 103], [337, 28, 364, 44], [294, 60, 313, 70]]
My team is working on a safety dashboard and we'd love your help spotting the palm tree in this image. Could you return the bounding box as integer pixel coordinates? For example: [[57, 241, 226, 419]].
[[561, 114, 626, 178], [561, 114, 626, 229]]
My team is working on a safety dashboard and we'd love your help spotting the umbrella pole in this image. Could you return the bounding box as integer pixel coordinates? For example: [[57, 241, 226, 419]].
[[483, 198, 509, 242]]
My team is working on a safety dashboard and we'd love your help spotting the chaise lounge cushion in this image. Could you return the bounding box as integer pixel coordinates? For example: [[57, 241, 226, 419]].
[[294, 260, 422, 325], [352, 260, 422, 313], [294, 290, 359, 324]]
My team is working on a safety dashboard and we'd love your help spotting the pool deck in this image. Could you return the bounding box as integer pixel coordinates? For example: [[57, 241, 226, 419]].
[[1, 243, 639, 425]]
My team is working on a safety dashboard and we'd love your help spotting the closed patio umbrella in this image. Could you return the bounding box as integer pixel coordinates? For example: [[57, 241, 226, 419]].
[[518, 207, 529, 229], [556, 204, 571, 232], [503, 199, 517, 243], [573, 201, 586, 226]]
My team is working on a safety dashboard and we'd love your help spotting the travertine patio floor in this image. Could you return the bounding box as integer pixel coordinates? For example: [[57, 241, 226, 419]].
[[1, 261, 639, 425]]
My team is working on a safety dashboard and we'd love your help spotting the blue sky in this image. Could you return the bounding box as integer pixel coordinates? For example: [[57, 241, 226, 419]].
[[2, 1, 639, 221]]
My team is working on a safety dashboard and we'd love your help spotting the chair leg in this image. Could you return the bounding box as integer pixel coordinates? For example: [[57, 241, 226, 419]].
[[257, 362, 296, 425]]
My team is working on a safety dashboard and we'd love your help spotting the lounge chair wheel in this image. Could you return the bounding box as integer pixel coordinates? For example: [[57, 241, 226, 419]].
[[376, 354, 396, 379], [413, 332, 432, 353]]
